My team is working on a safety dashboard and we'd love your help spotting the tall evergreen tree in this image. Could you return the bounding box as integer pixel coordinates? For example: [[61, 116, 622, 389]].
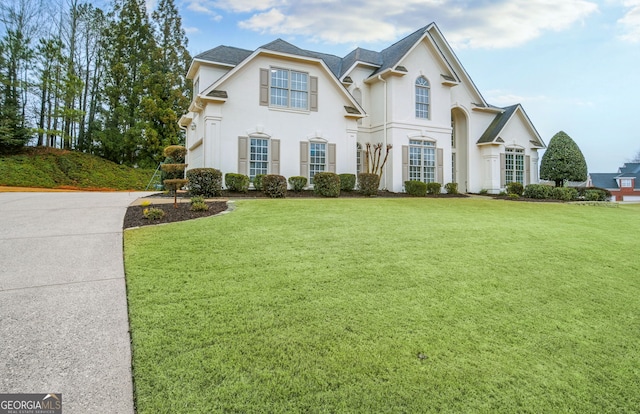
[[99, 0, 156, 166], [540, 131, 588, 187], [140, 0, 192, 166]]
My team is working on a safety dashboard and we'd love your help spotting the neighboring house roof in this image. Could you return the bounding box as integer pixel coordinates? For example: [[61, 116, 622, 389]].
[[590, 173, 623, 189], [619, 162, 640, 174], [476, 104, 546, 148]]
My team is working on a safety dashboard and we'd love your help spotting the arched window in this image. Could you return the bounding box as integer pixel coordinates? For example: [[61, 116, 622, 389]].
[[415, 76, 430, 119]]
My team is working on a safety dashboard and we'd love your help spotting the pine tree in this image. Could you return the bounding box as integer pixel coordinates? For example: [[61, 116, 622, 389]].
[[540, 131, 588, 187], [99, 0, 156, 165], [140, 0, 192, 166]]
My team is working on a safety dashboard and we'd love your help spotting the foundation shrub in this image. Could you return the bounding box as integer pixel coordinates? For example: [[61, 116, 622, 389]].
[[357, 173, 380, 196], [444, 182, 458, 194], [253, 174, 265, 191], [405, 180, 427, 197], [288, 176, 307, 192], [262, 175, 287, 198], [506, 181, 524, 196], [339, 174, 356, 191], [225, 173, 249, 193], [523, 184, 553, 199], [187, 168, 222, 197], [552, 187, 578, 201], [143, 207, 165, 220], [577, 187, 611, 201], [313, 172, 341, 197], [426, 182, 442, 195]]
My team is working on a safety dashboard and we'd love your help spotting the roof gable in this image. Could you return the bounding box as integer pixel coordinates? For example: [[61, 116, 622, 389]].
[[477, 104, 545, 148]]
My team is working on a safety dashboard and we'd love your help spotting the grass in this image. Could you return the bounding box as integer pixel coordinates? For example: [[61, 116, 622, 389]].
[[0, 147, 155, 190], [124, 198, 640, 413]]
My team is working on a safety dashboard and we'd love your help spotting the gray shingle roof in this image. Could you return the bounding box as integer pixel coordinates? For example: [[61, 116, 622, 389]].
[[476, 105, 519, 144], [619, 162, 640, 174], [371, 26, 431, 76], [589, 173, 619, 189], [341, 47, 383, 77], [194, 46, 252, 66]]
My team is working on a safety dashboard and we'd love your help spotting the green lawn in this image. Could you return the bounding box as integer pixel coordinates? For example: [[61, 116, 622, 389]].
[[124, 198, 640, 413]]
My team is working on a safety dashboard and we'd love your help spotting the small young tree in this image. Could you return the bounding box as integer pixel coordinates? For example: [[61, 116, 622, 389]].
[[160, 145, 187, 208], [540, 131, 587, 187]]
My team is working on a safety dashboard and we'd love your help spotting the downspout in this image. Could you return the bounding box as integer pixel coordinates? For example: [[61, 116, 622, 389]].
[[378, 75, 388, 190]]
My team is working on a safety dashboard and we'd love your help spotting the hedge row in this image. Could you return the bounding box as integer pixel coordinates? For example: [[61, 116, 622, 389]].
[[522, 184, 610, 201], [184, 170, 382, 198]]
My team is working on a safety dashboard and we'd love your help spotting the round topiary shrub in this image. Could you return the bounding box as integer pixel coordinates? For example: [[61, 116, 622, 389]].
[[358, 173, 380, 196], [225, 173, 249, 193], [444, 182, 458, 195], [405, 180, 427, 196], [262, 174, 287, 198], [187, 168, 222, 197], [163, 145, 187, 163], [313, 172, 340, 197], [288, 176, 307, 192], [506, 181, 524, 196], [339, 173, 356, 191]]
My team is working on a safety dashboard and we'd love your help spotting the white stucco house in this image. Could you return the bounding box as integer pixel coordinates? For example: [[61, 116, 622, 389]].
[[179, 23, 546, 193]]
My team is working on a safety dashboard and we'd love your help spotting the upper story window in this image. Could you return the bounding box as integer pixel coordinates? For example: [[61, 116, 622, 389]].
[[270, 68, 308, 110], [415, 76, 430, 119], [620, 178, 633, 187], [505, 147, 525, 185], [193, 78, 199, 97]]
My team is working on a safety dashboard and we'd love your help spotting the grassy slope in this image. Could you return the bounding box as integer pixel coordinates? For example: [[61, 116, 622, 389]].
[[0, 148, 155, 190], [125, 199, 640, 413]]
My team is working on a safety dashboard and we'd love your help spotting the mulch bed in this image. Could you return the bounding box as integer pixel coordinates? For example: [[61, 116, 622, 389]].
[[123, 201, 228, 229], [124, 190, 470, 229]]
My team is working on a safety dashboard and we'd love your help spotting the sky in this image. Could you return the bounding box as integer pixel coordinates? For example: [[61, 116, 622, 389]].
[[158, 0, 640, 173]]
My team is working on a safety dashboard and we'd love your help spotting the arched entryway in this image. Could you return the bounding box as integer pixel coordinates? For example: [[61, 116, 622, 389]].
[[451, 107, 469, 193]]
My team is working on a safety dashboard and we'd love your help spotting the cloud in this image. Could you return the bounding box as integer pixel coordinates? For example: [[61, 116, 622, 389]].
[[184, 26, 201, 34], [618, 0, 640, 42], [485, 89, 595, 108], [186, 0, 221, 17], [228, 0, 598, 49]]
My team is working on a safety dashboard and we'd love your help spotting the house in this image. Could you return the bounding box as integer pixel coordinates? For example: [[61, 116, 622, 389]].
[[588, 163, 640, 201], [179, 23, 546, 193]]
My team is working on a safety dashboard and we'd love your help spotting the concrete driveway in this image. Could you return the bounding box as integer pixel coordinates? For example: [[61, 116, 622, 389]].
[[0, 191, 155, 413]]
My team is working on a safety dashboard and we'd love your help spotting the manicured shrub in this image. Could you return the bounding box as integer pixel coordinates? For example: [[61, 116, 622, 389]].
[[288, 176, 307, 192], [358, 173, 380, 196], [225, 173, 249, 193], [190, 201, 209, 211], [506, 181, 524, 196], [426, 182, 442, 195], [339, 173, 356, 191], [143, 207, 165, 220], [444, 182, 458, 194], [523, 184, 553, 199], [509, 193, 520, 199], [405, 180, 427, 196], [576, 187, 610, 201], [552, 186, 578, 201], [163, 145, 187, 162], [187, 168, 222, 197], [479, 189, 488, 195], [253, 174, 265, 191], [262, 174, 287, 198], [313, 172, 341, 197]]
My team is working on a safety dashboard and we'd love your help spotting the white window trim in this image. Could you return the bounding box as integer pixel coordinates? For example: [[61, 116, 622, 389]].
[[505, 147, 525, 185], [309, 139, 328, 184], [270, 67, 309, 111], [408, 139, 436, 183], [249, 136, 270, 180], [415, 76, 430, 120]]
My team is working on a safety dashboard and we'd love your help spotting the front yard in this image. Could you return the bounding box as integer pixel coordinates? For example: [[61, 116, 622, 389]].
[[124, 198, 640, 413]]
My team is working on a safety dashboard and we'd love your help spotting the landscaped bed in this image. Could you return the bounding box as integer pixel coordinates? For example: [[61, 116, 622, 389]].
[[124, 198, 640, 413]]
